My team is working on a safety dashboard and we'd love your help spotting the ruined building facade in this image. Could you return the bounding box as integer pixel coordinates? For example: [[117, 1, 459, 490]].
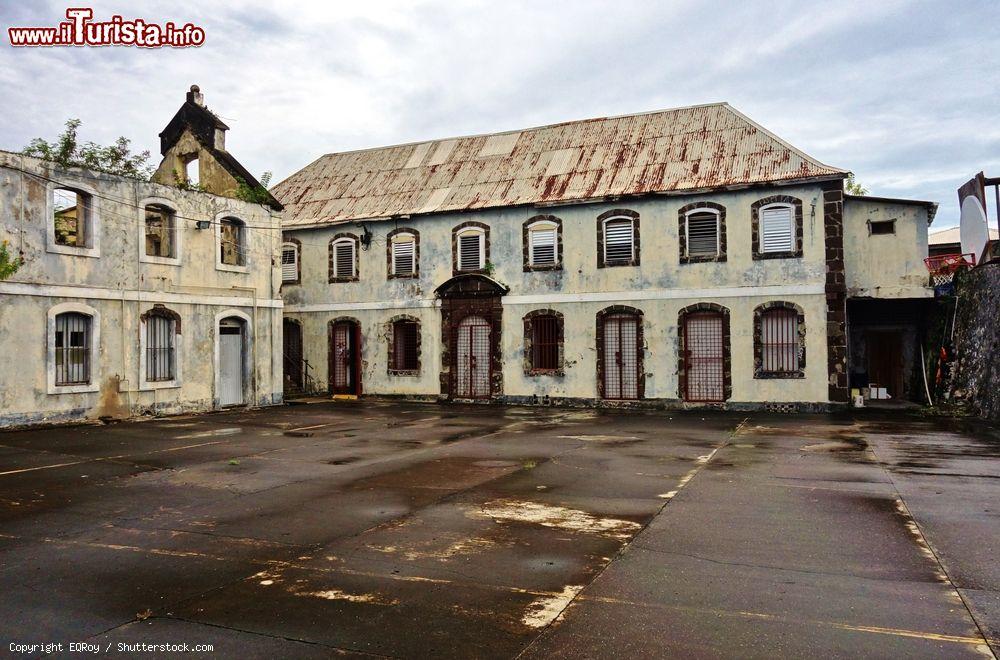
[[275, 103, 936, 409], [0, 88, 284, 427]]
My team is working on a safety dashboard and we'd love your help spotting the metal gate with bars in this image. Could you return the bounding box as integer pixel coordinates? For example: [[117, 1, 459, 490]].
[[602, 313, 639, 400], [453, 315, 491, 398], [330, 321, 359, 395], [684, 312, 724, 402]]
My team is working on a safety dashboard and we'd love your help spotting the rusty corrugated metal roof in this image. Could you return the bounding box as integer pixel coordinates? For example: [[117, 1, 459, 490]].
[[274, 102, 846, 227]]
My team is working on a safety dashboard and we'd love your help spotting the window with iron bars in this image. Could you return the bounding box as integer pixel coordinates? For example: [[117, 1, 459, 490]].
[[760, 308, 799, 374], [392, 320, 420, 372], [55, 312, 91, 385], [531, 315, 560, 371], [145, 314, 176, 382]]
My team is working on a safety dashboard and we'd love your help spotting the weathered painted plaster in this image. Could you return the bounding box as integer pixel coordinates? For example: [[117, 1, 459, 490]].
[[284, 183, 840, 405], [844, 198, 932, 298], [0, 152, 283, 427]]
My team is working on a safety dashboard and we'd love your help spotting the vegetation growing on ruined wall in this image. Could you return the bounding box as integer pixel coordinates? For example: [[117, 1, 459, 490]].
[[22, 119, 154, 180], [0, 240, 23, 280], [235, 172, 273, 205]]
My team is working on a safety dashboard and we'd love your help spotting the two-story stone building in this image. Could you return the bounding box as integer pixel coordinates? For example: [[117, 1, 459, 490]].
[[274, 103, 935, 409], [0, 88, 284, 427]]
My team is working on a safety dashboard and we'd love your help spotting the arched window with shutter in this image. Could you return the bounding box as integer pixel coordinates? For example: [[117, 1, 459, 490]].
[[329, 234, 359, 282], [452, 222, 490, 275], [597, 210, 640, 268], [388, 228, 419, 278], [281, 240, 300, 284], [523, 216, 562, 271]]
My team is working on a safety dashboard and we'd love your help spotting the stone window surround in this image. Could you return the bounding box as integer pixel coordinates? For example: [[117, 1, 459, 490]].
[[522, 215, 563, 272], [596, 209, 640, 268], [46, 180, 101, 259], [47, 302, 101, 395], [281, 237, 302, 285], [452, 221, 490, 275], [595, 305, 645, 399], [678, 201, 727, 264], [387, 314, 421, 376], [753, 301, 806, 379], [677, 302, 732, 402], [386, 228, 420, 279], [522, 308, 565, 376], [329, 232, 360, 283], [751, 195, 804, 260], [138, 196, 182, 267], [139, 304, 183, 391]]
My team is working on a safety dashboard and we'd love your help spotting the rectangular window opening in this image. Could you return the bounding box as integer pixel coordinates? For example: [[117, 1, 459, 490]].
[[393, 322, 419, 371], [532, 316, 560, 371]]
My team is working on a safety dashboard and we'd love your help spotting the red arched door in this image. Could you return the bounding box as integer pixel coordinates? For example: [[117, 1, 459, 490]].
[[329, 320, 361, 396]]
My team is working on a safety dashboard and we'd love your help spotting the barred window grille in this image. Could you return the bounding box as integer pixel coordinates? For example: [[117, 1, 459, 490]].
[[603, 219, 634, 262], [392, 236, 415, 275], [529, 225, 557, 266], [220, 218, 246, 266], [333, 239, 355, 278], [760, 309, 799, 373], [281, 243, 298, 282], [458, 232, 483, 271], [393, 321, 419, 371], [760, 205, 794, 253], [55, 312, 91, 385], [144, 204, 175, 258], [531, 315, 560, 370], [686, 211, 720, 257], [146, 315, 176, 382]]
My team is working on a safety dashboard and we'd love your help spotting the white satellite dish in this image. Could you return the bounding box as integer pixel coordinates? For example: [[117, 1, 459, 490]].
[[960, 194, 989, 262]]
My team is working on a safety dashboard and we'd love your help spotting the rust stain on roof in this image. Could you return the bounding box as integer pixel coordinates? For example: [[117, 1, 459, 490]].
[[273, 102, 846, 227]]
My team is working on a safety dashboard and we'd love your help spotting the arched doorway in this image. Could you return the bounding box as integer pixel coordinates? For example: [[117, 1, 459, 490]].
[[329, 318, 361, 396], [597, 307, 643, 400], [217, 314, 249, 407], [283, 318, 303, 393], [435, 274, 509, 401], [678, 303, 731, 403]]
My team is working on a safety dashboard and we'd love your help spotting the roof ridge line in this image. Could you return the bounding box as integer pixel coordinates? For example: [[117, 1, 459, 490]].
[[305, 101, 732, 161]]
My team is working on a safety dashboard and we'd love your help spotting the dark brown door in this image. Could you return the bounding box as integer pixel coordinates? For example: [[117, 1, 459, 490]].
[[602, 313, 639, 400], [684, 312, 724, 402], [453, 315, 491, 399], [867, 330, 904, 399], [283, 319, 303, 391], [330, 321, 361, 395]]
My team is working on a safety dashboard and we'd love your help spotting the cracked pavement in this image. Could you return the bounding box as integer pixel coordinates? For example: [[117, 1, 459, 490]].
[[0, 402, 997, 658]]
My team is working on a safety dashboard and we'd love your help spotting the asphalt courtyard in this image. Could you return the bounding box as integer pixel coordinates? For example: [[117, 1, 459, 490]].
[[0, 402, 998, 659]]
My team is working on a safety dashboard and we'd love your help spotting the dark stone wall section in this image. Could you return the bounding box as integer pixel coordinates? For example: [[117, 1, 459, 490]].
[[949, 261, 1000, 420], [822, 183, 849, 403]]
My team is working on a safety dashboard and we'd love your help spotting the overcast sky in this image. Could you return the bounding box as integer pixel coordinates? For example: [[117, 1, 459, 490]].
[[2, 0, 998, 227]]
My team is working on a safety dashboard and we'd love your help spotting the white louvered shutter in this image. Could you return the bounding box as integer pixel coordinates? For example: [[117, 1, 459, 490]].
[[604, 219, 634, 262], [530, 226, 557, 266], [686, 212, 719, 257], [335, 241, 355, 278], [393, 238, 415, 275], [281, 244, 297, 282], [761, 206, 793, 253], [459, 233, 482, 270]]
